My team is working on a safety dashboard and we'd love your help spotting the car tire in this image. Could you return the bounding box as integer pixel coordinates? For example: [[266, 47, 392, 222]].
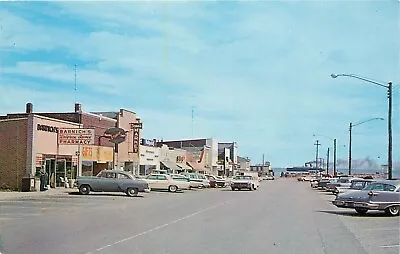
[[355, 208, 368, 215], [79, 184, 90, 195], [231, 187, 235, 191], [126, 187, 138, 197], [168, 185, 178, 193], [250, 185, 255, 191], [385, 206, 400, 216]]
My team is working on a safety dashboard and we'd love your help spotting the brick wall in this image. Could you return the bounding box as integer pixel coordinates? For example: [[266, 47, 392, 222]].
[[39, 112, 116, 147], [0, 119, 28, 190], [81, 113, 116, 147]]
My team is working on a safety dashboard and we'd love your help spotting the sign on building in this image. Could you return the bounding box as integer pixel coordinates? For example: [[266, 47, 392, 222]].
[[133, 129, 140, 153], [130, 122, 143, 129], [58, 128, 95, 145], [141, 138, 156, 146]]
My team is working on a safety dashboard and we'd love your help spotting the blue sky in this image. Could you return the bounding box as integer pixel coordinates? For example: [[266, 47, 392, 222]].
[[0, 1, 399, 169]]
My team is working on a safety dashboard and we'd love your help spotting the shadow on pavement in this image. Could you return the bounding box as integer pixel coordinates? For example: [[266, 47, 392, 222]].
[[317, 210, 389, 217], [68, 192, 144, 198]]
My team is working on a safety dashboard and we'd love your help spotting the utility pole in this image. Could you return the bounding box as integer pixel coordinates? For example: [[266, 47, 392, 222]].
[[326, 147, 330, 176], [333, 139, 337, 177], [387, 82, 393, 180], [314, 140, 321, 172], [349, 122, 352, 175]]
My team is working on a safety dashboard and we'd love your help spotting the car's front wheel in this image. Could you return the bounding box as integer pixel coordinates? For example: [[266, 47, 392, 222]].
[[126, 187, 139, 197], [355, 208, 368, 215], [385, 206, 400, 216], [250, 185, 255, 191], [79, 184, 90, 195]]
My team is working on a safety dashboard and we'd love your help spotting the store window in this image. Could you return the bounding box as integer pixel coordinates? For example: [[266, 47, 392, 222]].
[[82, 161, 93, 176]]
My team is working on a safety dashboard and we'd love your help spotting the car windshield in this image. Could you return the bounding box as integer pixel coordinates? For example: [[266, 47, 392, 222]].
[[234, 176, 252, 180]]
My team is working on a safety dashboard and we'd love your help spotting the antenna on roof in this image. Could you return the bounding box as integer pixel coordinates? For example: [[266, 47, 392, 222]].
[[74, 64, 77, 103]]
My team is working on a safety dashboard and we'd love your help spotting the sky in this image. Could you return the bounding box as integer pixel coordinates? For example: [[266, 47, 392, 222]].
[[0, 1, 399, 170]]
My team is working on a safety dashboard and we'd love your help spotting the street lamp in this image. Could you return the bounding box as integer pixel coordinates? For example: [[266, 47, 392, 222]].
[[313, 134, 337, 177], [331, 73, 393, 179], [348, 117, 384, 175]]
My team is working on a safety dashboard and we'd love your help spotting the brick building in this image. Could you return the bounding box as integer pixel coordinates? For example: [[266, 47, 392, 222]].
[[0, 103, 142, 190]]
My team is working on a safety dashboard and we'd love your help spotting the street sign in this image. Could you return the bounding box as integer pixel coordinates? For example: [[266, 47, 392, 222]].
[[58, 128, 95, 145]]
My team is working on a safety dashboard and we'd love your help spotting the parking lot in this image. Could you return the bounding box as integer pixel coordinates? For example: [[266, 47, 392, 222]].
[[1, 179, 399, 254]]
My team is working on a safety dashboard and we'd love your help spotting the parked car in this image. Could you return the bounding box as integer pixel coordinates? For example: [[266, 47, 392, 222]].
[[332, 180, 400, 216], [181, 173, 204, 189], [231, 175, 259, 191], [328, 177, 364, 193], [263, 175, 275, 180], [206, 174, 226, 188], [144, 174, 190, 192], [170, 174, 192, 189], [333, 179, 375, 195], [77, 170, 150, 197], [317, 178, 332, 189], [196, 174, 211, 188]]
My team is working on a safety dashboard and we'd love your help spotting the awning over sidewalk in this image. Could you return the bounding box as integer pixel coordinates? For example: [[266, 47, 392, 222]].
[[161, 161, 181, 172], [187, 161, 205, 172], [177, 162, 191, 171]]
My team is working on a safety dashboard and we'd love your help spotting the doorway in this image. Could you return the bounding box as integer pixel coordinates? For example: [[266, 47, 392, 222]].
[[45, 159, 56, 187]]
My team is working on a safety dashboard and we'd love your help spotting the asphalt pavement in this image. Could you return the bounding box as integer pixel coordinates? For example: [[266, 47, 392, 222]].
[[0, 178, 399, 254]]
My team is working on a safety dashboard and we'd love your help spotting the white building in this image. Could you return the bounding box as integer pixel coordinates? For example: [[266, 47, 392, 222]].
[[139, 139, 160, 175]]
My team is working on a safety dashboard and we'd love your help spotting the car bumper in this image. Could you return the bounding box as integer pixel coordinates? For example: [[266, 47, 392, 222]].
[[143, 188, 151, 193], [332, 200, 380, 210]]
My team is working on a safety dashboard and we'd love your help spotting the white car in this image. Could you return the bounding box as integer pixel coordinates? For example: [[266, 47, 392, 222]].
[[144, 174, 190, 192], [231, 175, 260, 191]]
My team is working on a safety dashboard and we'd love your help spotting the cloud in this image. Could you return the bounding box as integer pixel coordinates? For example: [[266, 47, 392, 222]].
[[0, 1, 398, 167]]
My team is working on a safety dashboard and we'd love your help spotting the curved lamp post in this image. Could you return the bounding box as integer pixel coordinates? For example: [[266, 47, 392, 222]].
[[349, 117, 384, 175], [331, 73, 393, 179]]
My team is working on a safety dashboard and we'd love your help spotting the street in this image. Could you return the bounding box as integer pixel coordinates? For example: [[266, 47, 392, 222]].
[[1, 179, 399, 254]]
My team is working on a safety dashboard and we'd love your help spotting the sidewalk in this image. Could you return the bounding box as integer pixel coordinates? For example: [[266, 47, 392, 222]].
[[0, 187, 78, 201]]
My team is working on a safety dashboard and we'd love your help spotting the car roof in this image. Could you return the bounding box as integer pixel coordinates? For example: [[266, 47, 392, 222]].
[[102, 170, 129, 174], [369, 179, 400, 186]]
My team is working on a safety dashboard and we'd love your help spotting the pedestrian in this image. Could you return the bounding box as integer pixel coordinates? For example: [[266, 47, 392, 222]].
[[39, 168, 48, 191]]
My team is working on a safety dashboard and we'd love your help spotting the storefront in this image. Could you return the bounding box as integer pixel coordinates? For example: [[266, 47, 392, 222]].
[[32, 115, 83, 188], [81, 145, 114, 176]]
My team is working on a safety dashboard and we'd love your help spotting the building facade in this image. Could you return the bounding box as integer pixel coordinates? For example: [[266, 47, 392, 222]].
[[237, 156, 251, 171], [139, 139, 160, 175], [0, 103, 141, 190], [160, 138, 219, 174]]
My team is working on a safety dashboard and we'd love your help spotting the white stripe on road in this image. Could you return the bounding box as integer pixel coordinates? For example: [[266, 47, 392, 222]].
[[366, 228, 400, 232], [380, 244, 400, 248], [85, 200, 233, 254]]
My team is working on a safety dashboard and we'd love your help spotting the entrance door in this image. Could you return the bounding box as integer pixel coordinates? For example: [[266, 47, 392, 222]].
[[45, 159, 56, 188], [57, 159, 66, 187]]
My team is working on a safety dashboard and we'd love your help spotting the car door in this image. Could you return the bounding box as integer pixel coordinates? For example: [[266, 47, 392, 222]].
[[94, 172, 116, 192], [146, 175, 159, 189], [156, 175, 169, 190], [115, 173, 131, 191]]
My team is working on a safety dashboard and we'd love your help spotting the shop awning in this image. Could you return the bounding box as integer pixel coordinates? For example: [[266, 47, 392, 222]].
[[187, 161, 205, 172], [177, 162, 191, 171], [161, 161, 181, 172]]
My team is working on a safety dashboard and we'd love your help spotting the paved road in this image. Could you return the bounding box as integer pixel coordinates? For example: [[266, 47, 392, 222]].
[[0, 179, 399, 254]]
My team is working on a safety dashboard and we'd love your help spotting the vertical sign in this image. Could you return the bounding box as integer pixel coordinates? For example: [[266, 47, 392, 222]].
[[133, 129, 140, 153]]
